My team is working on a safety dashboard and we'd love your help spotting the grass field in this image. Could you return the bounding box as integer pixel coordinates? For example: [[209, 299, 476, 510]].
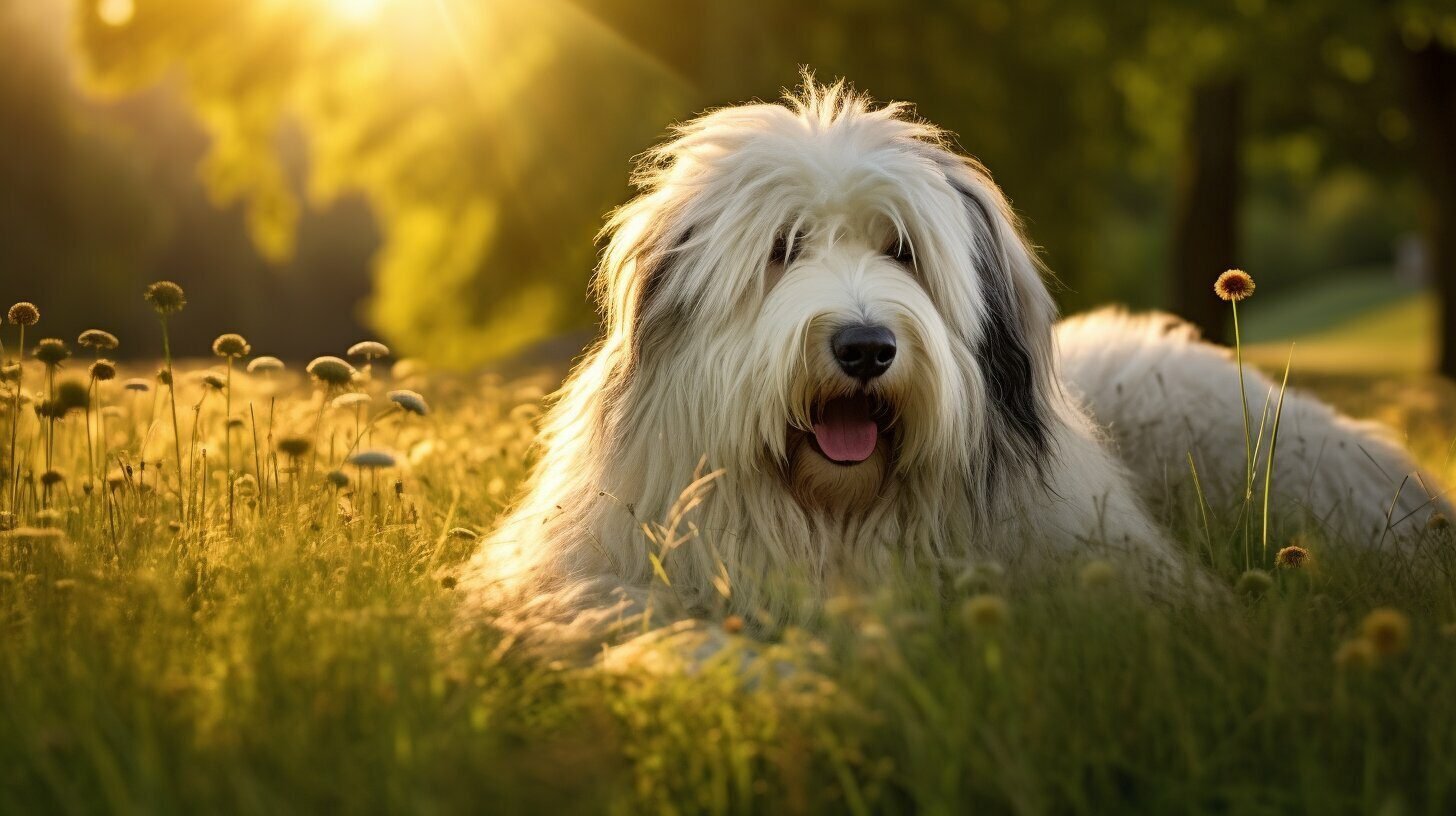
[[3, 292, 1456, 814]]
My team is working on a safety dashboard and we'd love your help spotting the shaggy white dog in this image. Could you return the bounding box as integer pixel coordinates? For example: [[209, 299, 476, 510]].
[[460, 80, 1448, 648]]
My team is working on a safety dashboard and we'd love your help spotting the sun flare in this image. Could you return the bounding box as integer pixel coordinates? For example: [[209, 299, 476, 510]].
[[325, 0, 387, 24]]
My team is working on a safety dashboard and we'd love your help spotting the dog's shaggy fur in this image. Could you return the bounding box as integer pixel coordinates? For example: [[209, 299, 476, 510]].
[[459, 80, 1448, 648]]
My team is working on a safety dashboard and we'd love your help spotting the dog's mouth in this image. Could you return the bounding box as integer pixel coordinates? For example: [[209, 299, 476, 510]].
[[808, 393, 893, 465]]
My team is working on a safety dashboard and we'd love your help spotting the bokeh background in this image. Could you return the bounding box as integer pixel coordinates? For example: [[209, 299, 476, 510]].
[[8, 0, 1456, 376]]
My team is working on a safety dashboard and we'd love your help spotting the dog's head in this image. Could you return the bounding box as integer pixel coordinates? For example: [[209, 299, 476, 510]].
[[595, 78, 1057, 516]]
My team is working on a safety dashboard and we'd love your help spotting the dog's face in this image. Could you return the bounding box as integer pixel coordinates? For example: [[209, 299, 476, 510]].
[[596, 81, 1057, 516]]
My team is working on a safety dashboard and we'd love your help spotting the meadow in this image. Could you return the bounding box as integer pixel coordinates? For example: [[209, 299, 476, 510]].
[[3, 285, 1456, 815]]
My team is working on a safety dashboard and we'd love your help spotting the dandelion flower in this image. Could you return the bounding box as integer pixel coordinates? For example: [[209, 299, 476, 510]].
[[1360, 608, 1411, 657], [1078, 560, 1115, 589], [1334, 638, 1376, 671], [143, 281, 186, 314], [348, 340, 390, 360], [1235, 569, 1274, 596], [332, 392, 372, 409], [212, 333, 251, 358], [307, 356, 357, 387], [89, 360, 117, 382], [961, 594, 1010, 629], [1275, 545, 1310, 569], [347, 449, 397, 469], [122, 378, 150, 392], [33, 338, 70, 366], [1214, 269, 1255, 302], [388, 389, 429, 416], [77, 329, 119, 351], [247, 356, 285, 374], [7, 302, 39, 326]]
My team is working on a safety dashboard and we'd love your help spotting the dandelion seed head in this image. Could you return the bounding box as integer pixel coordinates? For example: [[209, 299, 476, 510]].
[[40, 469, 65, 487], [277, 436, 313, 458], [247, 356, 285, 374], [1235, 569, 1274, 596], [1427, 512, 1449, 531], [234, 474, 259, 498], [348, 340, 390, 360], [961, 594, 1009, 629], [388, 389, 429, 416], [143, 281, 186, 314], [156, 368, 172, 387], [89, 360, 117, 382], [77, 329, 119, 351], [34, 338, 71, 367], [1361, 608, 1411, 657], [54, 380, 90, 413], [331, 392, 372, 409], [202, 373, 226, 391], [1214, 269, 1255, 302], [7, 302, 39, 326], [347, 449, 397, 469], [440, 575, 458, 590], [1275, 545, 1310, 569], [325, 470, 350, 488], [307, 356, 357, 387], [212, 333, 251, 358], [122, 378, 150, 392]]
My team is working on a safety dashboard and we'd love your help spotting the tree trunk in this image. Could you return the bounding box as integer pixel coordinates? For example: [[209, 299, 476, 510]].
[[1171, 78, 1244, 343], [1401, 39, 1456, 379]]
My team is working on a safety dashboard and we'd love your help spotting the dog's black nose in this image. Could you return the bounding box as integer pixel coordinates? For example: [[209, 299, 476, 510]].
[[832, 324, 896, 380]]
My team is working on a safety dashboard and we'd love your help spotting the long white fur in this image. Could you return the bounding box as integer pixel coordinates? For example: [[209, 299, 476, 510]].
[[1057, 309, 1449, 543], [458, 80, 1445, 649]]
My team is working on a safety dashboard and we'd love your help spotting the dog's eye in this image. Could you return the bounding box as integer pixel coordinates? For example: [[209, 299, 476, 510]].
[[888, 238, 915, 267], [769, 235, 801, 267]]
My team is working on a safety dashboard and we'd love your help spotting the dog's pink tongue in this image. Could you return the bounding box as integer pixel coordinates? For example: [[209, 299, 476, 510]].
[[812, 396, 879, 463]]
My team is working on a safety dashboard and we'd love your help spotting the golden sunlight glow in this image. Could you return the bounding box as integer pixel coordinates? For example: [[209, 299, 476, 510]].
[[97, 0, 135, 27], [325, 0, 388, 24]]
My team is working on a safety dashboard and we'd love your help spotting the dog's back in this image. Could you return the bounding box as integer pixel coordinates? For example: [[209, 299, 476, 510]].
[[1056, 308, 1449, 547]]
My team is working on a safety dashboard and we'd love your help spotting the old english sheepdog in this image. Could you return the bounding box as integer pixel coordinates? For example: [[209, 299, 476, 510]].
[[460, 79, 1448, 648]]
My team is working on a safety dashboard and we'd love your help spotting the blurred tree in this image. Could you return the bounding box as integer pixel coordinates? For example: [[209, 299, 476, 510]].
[[73, 0, 689, 365], [62, 0, 1456, 373]]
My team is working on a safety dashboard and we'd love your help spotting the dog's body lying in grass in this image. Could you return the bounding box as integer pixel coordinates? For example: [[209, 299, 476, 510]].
[[459, 79, 1448, 650]]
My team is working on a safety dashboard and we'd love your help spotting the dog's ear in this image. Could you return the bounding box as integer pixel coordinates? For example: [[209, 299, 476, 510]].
[[945, 160, 1058, 482], [595, 200, 692, 366]]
